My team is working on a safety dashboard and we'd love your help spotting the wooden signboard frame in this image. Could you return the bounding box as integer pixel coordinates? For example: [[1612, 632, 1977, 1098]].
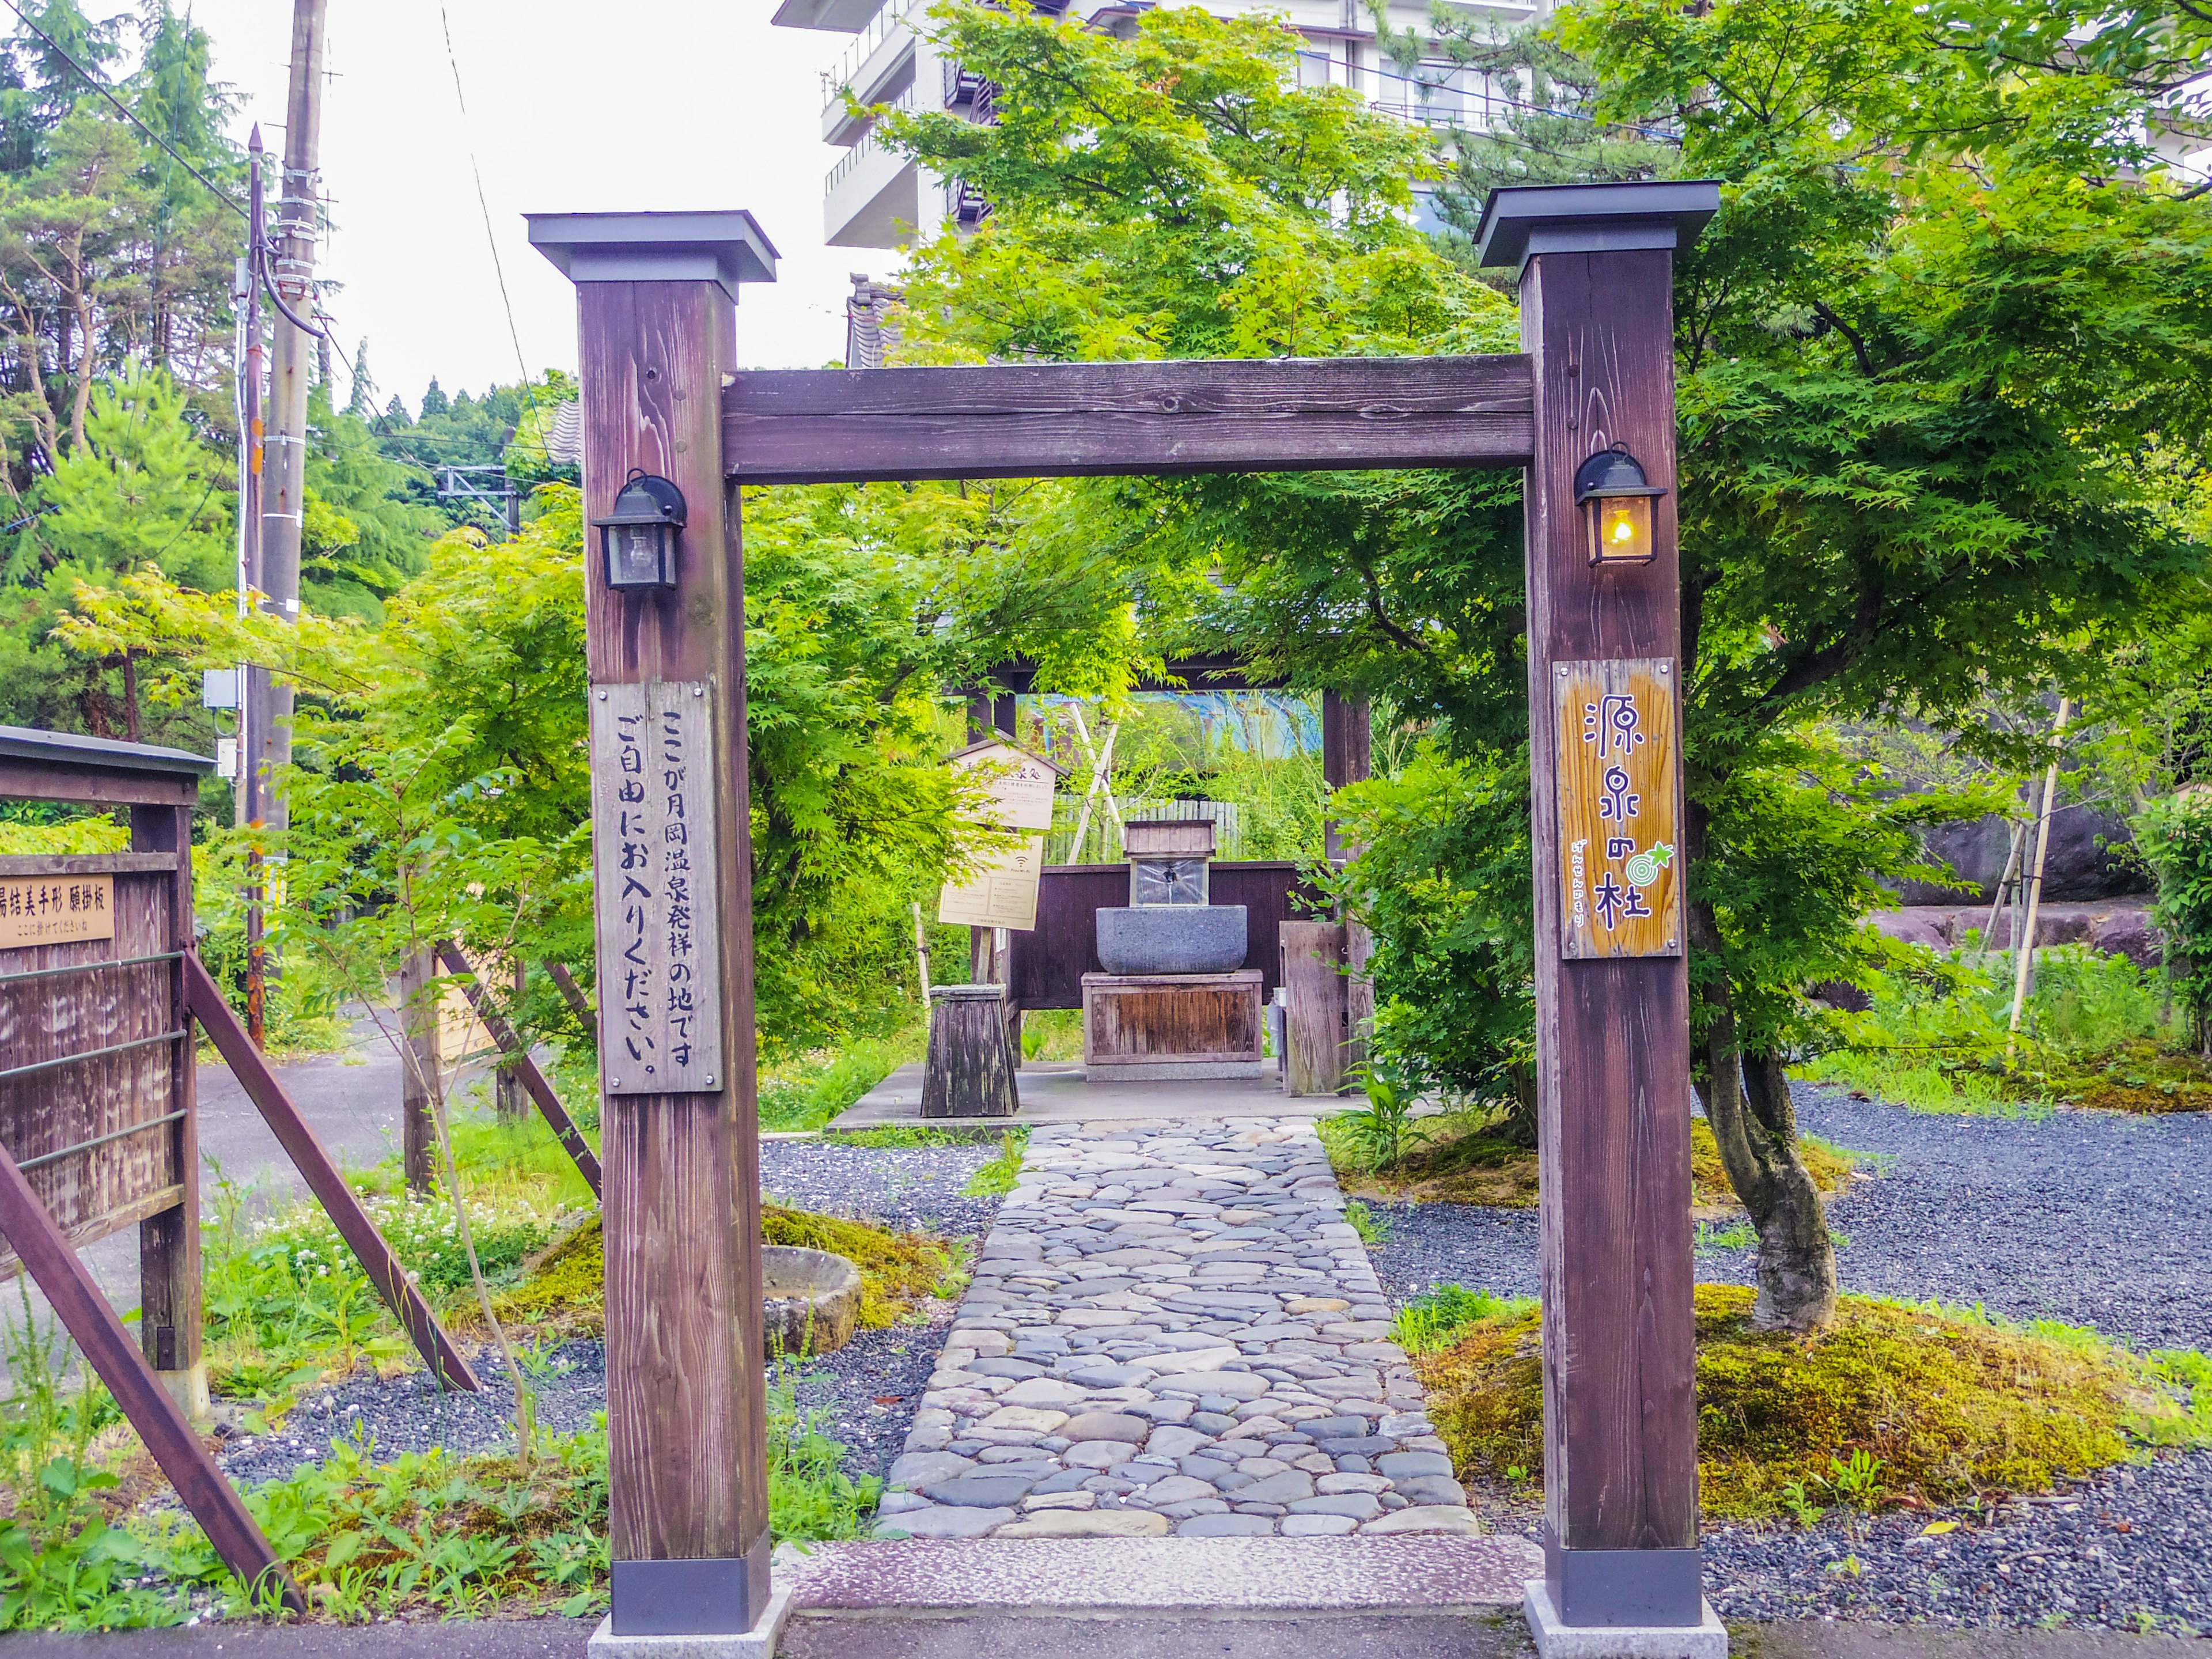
[[0, 726, 491, 1613], [529, 180, 1719, 1644]]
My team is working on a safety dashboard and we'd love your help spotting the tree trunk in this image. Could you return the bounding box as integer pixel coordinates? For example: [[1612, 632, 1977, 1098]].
[[494, 959, 528, 1124], [399, 950, 439, 1196], [1690, 903, 1837, 1331]]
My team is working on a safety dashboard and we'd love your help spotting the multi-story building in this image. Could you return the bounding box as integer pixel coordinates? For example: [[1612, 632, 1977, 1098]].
[[774, 0, 1550, 253]]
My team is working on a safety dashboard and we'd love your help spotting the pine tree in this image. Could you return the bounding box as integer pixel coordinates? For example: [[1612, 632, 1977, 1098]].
[[418, 377, 449, 419], [347, 340, 376, 418]]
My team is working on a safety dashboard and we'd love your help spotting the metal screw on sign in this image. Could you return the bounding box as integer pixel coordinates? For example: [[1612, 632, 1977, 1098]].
[[609, 1077, 620, 1088], [597, 690, 608, 700]]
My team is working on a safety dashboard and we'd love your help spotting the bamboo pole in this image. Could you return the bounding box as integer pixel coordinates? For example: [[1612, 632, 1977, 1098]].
[[2008, 698, 2073, 1045], [1980, 818, 2025, 957], [912, 901, 931, 998]]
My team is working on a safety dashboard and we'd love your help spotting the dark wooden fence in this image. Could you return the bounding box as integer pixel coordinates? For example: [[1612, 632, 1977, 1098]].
[[1005, 861, 1324, 1010]]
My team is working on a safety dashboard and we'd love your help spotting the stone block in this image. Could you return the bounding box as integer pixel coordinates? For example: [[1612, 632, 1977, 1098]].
[[1061, 1411, 1150, 1443], [1290, 1492, 1383, 1519], [1363, 1506, 1486, 1536], [1522, 1578, 1728, 1659], [873, 1504, 1014, 1538], [1282, 1514, 1361, 1536], [994, 1509, 1172, 1538], [1177, 1513, 1275, 1536]]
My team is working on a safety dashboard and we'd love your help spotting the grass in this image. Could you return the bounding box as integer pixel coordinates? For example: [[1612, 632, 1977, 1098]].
[[1798, 945, 2210, 1116], [0, 1050, 952, 1628], [1415, 1283, 2212, 1524], [1324, 1109, 1863, 1214], [757, 1023, 926, 1132], [963, 1127, 1031, 1198], [1020, 1009, 1084, 1062]]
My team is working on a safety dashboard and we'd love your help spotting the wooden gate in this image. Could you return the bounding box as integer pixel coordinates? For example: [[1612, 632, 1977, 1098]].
[[529, 178, 1721, 1643]]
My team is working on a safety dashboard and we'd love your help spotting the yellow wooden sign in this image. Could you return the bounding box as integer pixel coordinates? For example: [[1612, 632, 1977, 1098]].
[[0, 875, 116, 949], [937, 835, 1046, 931], [1555, 658, 1681, 960]]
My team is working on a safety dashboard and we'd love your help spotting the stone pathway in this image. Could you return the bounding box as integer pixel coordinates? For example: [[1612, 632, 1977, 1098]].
[[878, 1116, 1479, 1539]]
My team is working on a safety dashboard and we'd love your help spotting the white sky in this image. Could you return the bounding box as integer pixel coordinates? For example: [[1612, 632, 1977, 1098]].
[[182, 0, 891, 414]]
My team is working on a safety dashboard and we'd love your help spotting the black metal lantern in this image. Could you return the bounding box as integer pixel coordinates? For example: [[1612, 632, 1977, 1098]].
[[1573, 445, 1668, 567], [593, 470, 687, 592]]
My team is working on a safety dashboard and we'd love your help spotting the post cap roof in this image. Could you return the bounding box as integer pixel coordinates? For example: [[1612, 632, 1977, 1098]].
[[525, 210, 779, 302], [1474, 181, 1722, 276], [0, 725, 214, 778]]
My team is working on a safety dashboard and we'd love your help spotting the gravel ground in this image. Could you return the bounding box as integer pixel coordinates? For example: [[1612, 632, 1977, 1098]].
[[1366, 1082, 2212, 1635], [762, 1137, 1003, 1237], [215, 1139, 999, 1487]]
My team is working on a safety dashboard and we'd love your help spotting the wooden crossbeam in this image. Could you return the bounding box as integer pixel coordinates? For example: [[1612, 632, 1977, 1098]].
[[435, 944, 603, 1200], [722, 355, 1535, 484], [183, 956, 481, 1392], [0, 1133, 301, 1612]]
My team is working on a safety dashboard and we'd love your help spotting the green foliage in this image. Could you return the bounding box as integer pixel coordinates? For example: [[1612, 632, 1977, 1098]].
[[1328, 1062, 1416, 1170], [1391, 1284, 1538, 1355], [758, 1027, 921, 1132], [1342, 1199, 1389, 1245], [2138, 789, 2212, 1054], [1797, 945, 2203, 1113], [767, 1379, 881, 1544], [962, 1128, 1031, 1199], [881, 2, 1499, 363]]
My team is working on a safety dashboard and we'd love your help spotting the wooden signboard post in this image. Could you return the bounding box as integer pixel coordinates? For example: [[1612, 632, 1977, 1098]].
[[537, 184, 1718, 1658], [528, 211, 779, 1649], [1479, 184, 1717, 1648]]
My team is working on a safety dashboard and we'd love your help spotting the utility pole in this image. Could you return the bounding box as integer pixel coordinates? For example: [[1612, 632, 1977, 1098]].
[[240, 129, 268, 1047], [249, 0, 329, 1031]]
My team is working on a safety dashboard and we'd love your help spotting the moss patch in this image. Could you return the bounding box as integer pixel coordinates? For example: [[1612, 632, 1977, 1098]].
[[2037, 1040, 2212, 1114], [477, 1206, 963, 1337], [1416, 1285, 2209, 1522], [1335, 1118, 1859, 1213]]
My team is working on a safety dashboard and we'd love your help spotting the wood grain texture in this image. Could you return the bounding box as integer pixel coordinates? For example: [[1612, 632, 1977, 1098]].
[[590, 681, 724, 1095], [722, 356, 1535, 484], [131, 805, 199, 1385], [0, 869, 181, 1278], [0, 1131, 298, 1611], [1279, 921, 1350, 1096], [1554, 659, 1682, 960], [1521, 248, 1697, 1559], [0, 760, 196, 808], [184, 956, 480, 1393], [0, 852, 181, 877], [1005, 862, 1318, 1012], [436, 944, 603, 1198], [1081, 971, 1263, 1065], [579, 279, 768, 1605], [921, 992, 1020, 1118]]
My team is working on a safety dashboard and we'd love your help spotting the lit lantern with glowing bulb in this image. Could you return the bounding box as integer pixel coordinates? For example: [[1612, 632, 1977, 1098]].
[[1571, 445, 1668, 568]]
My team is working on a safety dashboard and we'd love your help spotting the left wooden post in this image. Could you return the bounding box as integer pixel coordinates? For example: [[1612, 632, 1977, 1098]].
[[527, 210, 783, 1650]]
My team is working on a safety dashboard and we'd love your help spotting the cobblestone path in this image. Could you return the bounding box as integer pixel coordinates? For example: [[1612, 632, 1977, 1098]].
[[878, 1116, 1480, 1539]]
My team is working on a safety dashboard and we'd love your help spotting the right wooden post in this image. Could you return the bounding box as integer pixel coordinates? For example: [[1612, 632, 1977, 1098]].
[[1477, 180, 1723, 1651]]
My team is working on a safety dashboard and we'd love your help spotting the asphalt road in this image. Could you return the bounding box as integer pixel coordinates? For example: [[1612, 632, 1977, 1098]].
[[0, 1014, 480, 1368]]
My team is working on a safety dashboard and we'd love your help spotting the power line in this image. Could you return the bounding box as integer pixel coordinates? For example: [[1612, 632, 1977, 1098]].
[[0, 0, 249, 217], [435, 2, 545, 442]]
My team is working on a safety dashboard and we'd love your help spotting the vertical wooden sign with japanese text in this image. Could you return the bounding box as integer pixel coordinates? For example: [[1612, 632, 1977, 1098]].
[[592, 680, 724, 1093], [1555, 657, 1681, 959]]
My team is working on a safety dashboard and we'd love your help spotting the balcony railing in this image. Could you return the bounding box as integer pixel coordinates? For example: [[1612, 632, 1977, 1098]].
[[820, 0, 919, 116], [825, 84, 923, 195]]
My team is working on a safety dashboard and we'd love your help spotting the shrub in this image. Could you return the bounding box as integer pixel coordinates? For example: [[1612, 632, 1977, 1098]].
[[2138, 787, 2212, 1060]]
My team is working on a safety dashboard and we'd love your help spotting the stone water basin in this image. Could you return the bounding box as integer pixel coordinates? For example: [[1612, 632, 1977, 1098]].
[[763, 1245, 863, 1357], [1095, 904, 1248, 975]]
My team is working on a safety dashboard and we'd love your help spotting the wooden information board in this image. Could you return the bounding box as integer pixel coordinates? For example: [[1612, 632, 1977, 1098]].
[[937, 740, 1058, 932], [0, 874, 115, 948], [591, 680, 724, 1094], [1554, 657, 1681, 960]]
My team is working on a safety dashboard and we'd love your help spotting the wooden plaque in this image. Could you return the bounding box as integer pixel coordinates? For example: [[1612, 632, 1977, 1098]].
[[591, 681, 724, 1093], [0, 874, 115, 948], [938, 835, 1045, 931], [1554, 657, 1681, 960]]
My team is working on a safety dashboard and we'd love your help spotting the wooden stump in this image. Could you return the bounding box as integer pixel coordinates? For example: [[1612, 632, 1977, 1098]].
[[1280, 921, 1349, 1096], [922, 984, 1020, 1118]]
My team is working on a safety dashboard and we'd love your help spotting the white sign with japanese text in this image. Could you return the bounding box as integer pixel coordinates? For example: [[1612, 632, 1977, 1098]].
[[591, 680, 724, 1094]]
